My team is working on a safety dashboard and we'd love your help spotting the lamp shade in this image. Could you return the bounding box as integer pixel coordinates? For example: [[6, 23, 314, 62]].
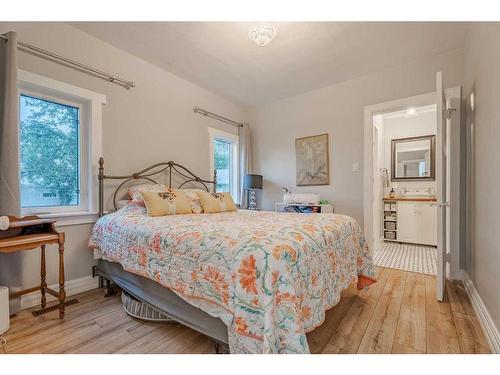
[[243, 174, 263, 190]]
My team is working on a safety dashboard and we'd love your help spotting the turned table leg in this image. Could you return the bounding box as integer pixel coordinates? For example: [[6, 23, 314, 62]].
[[40, 244, 47, 308], [58, 241, 66, 319]]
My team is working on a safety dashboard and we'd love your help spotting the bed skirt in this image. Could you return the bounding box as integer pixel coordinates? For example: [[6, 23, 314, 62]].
[[96, 259, 229, 345]]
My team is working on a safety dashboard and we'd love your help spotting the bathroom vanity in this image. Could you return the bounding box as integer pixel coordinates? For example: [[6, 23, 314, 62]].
[[383, 197, 437, 246]]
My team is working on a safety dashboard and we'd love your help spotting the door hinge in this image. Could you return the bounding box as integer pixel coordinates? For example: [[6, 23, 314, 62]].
[[445, 108, 456, 120]]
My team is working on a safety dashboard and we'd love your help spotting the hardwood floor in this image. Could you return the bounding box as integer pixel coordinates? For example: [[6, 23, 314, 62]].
[[2, 267, 490, 354]]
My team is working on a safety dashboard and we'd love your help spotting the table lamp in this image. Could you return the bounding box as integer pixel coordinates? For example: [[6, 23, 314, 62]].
[[243, 174, 263, 210]]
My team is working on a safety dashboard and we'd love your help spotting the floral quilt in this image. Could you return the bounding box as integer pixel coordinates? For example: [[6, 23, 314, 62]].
[[89, 204, 375, 353]]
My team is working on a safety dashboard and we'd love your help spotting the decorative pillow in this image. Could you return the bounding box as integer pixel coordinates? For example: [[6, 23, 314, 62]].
[[141, 189, 193, 217], [177, 189, 205, 214], [197, 191, 237, 213], [117, 200, 130, 209], [128, 184, 169, 203]]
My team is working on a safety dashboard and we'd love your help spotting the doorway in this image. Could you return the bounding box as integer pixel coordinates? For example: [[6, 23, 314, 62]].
[[363, 80, 463, 301], [371, 104, 438, 276]]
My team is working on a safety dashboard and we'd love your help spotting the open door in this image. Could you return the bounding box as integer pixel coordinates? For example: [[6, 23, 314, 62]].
[[436, 71, 448, 301]]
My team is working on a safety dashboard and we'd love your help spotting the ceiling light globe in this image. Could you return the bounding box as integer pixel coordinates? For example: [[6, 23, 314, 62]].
[[248, 24, 277, 47]]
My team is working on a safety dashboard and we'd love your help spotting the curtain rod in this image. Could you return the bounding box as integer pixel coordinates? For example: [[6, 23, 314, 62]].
[[0, 33, 136, 89], [193, 106, 244, 128]]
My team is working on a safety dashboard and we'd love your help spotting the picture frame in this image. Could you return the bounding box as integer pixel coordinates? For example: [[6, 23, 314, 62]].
[[295, 133, 330, 186]]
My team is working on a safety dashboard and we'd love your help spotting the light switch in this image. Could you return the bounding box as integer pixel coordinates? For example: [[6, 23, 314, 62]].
[[352, 162, 360, 172]]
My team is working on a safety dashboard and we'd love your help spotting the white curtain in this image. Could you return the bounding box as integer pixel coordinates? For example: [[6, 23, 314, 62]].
[[239, 123, 252, 208], [0, 31, 22, 314]]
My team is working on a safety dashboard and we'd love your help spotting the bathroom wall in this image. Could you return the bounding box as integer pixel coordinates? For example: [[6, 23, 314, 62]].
[[380, 107, 437, 197]]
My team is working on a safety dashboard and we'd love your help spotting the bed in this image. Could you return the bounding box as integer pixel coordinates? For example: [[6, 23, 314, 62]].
[[89, 158, 376, 354]]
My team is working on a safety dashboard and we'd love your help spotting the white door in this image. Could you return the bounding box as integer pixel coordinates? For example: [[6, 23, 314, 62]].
[[396, 202, 417, 243], [419, 203, 438, 245], [436, 72, 448, 301]]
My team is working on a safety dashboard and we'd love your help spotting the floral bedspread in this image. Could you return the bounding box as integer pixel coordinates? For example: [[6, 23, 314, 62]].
[[89, 204, 375, 353]]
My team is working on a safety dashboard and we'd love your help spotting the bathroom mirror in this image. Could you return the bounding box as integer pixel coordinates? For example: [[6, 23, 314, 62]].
[[391, 135, 435, 181]]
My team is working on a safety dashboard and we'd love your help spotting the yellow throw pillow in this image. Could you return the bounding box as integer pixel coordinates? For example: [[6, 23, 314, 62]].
[[174, 189, 205, 214], [197, 191, 237, 213], [141, 189, 193, 217]]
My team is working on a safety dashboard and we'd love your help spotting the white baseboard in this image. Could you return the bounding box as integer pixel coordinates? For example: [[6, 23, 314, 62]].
[[20, 275, 99, 310], [462, 272, 500, 353]]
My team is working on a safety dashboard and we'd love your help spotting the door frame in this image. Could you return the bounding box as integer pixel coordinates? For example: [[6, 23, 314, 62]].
[[444, 86, 463, 281], [363, 88, 462, 279], [363, 91, 436, 252]]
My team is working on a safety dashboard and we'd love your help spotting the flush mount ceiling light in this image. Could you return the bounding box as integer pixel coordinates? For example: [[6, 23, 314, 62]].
[[404, 107, 418, 118], [248, 24, 277, 47]]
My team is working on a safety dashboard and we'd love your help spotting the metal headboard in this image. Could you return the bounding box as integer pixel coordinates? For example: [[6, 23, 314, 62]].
[[97, 157, 217, 217]]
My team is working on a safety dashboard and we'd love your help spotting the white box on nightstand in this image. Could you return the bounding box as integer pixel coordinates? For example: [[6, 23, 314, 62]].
[[0, 286, 9, 335]]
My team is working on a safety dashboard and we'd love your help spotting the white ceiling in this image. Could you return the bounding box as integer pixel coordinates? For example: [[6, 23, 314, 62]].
[[69, 22, 469, 106]]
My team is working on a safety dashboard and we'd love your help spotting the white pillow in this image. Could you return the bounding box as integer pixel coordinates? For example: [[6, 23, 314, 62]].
[[128, 184, 169, 203], [117, 200, 130, 209]]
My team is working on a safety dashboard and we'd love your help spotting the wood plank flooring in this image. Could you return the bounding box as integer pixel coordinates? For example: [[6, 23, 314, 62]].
[[2, 268, 490, 354]]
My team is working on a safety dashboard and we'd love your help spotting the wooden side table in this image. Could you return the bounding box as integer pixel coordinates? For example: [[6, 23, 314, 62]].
[[0, 216, 66, 318]]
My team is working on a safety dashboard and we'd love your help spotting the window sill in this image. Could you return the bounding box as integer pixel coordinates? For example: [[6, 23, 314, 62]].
[[37, 211, 99, 227]]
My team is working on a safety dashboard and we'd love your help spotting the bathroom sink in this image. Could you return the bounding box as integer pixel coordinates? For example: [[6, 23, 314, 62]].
[[401, 193, 435, 198], [398, 188, 434, 198]]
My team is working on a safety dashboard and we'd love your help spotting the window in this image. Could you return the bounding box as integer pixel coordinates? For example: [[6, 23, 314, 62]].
[[18, 70, 106, 223], [214, 139, 232, 192], [208, 127, 239, 203], [20, 93, 82, 211]]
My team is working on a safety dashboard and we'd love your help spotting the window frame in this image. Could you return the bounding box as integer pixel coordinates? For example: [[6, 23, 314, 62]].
[[18, 70, 106, 226], [208, 127, 239, 203]]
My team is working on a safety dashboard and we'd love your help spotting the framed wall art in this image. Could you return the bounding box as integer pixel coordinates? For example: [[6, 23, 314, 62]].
[[295, 133, 329, 186]]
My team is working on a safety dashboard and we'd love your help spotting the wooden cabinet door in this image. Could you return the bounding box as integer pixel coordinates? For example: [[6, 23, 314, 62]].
[[396, 202, 418, 243], [418, 203, 437, 245]]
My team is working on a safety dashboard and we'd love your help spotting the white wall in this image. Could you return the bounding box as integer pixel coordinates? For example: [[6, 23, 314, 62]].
[[0, 22, 249, 305], [463, 23, 500, 333], [381, 109, 437, 196], [252, 50, 464, 224]]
